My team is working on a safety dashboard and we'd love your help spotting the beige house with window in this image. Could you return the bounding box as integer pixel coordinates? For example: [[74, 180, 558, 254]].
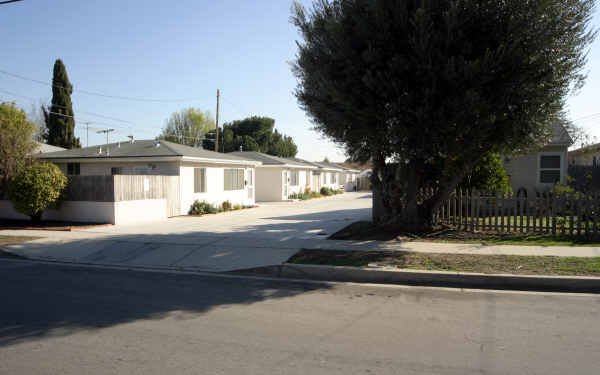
[[503, 122, 572, 197], [228, 151, 317, 201]]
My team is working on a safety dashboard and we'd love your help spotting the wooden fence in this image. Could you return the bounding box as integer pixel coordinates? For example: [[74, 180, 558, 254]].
[[436, 190, 600, 237], [66, 176, 177, 200]]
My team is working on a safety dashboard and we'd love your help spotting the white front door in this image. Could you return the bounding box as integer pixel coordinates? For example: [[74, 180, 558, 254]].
[[283, 171, 289, 198], [247, 169, 253, 199]]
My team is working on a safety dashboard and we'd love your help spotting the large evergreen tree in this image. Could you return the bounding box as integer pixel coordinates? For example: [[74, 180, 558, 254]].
[[292, 0, 595, 232], [47, 59, 80, 149]]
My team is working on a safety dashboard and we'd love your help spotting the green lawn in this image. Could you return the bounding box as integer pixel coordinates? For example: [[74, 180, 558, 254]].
[[419, 234, 600, 247], [289, 249, 600, 276]]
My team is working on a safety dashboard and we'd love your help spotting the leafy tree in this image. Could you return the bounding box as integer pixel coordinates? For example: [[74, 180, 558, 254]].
[[458, 153, 511, 194], [0, 102, 36, 195], [160, 108, 215, 147], [47, 59, 81, 149], [8, 162, 67, 222], [219, 116, 298, 157], [292, 0, 595, 232]]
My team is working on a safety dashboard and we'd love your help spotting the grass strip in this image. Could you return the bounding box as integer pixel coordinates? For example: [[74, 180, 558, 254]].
[[288, 249, 600, 276]]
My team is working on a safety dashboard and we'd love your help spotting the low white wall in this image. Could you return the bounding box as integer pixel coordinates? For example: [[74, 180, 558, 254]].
[[44, 201, 115, 223], [0, 200, 30, 220], [0, 200, 115, 224], [114, 199, 167, 225]]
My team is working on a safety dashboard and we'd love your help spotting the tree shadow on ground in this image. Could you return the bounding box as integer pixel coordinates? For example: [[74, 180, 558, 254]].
[[0, 260, 331, 348]]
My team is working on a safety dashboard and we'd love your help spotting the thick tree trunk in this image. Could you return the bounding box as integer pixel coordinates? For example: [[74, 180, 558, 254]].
[[371, 158, 478, 234], [30, 211, 43, 224]]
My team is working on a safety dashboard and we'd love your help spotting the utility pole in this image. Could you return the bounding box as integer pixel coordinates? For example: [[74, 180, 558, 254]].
[[215, 89, 220, 152], [97, 129, 115, 156], [81, 121, 92, 147]]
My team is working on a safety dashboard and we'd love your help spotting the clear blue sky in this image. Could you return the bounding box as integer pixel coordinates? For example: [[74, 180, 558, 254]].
[[1, 0, 599, 161]]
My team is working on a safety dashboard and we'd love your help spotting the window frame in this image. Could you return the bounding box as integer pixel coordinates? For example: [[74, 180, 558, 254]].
[[224, 168, 244, 191], [194, 168, 207, 193], [290, 170, 299, 186], [538, 152, 563, 185], [67, 163, 80, 176]]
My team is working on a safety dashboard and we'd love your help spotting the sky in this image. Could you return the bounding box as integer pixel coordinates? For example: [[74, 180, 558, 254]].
[[1, 0, 600, 161]]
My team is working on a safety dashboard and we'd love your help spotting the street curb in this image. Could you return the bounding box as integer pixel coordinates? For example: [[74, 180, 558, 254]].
[[232, 263, 600, 294]]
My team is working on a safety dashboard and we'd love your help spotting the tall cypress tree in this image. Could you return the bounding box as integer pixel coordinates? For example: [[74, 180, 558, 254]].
[[47, 59, 81, 149]]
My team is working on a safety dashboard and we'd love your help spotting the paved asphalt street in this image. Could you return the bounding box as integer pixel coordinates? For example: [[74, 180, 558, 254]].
[[1, 259, 599, 375]]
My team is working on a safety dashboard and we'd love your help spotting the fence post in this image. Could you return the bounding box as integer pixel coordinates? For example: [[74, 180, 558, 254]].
[[469, 191, 475, 232], [576, 196, 582, 237], [545, 194, 550, 234], [584, 194, 590, 237], [494, 193, 499, 232], [569, 193, 575, 236], [525, 196, 530, 233], [551, 193, 557, 236], [458, 189, 463, 230], [594, 192, 598, 237], [533, 196, 539, 233], [501, 193, 506, 232]]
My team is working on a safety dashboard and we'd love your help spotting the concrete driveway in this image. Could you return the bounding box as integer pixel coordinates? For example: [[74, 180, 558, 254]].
[[1, 192, 372, 271]]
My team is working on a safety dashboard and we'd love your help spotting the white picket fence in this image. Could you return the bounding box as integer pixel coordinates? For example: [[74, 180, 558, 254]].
[[435, 190, 600, 237]]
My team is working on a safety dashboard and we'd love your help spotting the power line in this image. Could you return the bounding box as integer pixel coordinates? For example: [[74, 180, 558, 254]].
[[0, 0, 25, 5], [0, 69, 204, 103], [0, 88, 135, 125]]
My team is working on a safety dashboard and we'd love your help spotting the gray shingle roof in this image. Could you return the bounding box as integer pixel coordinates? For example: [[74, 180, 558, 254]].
[[38, 139, 256, 163], [228, 152, 313, 167], [32, 141, 66, 154], [291, 158, 344, 171]]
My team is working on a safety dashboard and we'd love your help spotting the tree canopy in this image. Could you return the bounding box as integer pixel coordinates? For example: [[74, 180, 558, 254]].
[[292, 0, 595, 232], [160, 108, 215, 147], [46, 59, 80, 149], [203, 116, 298, 157], [0, 102, 36, 195]]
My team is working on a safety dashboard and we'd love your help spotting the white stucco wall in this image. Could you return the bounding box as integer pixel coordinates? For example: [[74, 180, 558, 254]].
[[255, 168, 284, 202], [0, 200, 115, 223], [114, 199, 167, 225], [180, 163, 255, 214]]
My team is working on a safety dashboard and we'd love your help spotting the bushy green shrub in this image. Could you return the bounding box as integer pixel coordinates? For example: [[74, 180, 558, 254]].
[[320, 187, 333, 196], [333, 189, 344, 195], [188, 200, 216, 215], [311, 192, 322, 198], [233, 203, 242, 210], [8, 162, 67, 221], [304, 187, 311, 195], [222, 200, 232, 211]]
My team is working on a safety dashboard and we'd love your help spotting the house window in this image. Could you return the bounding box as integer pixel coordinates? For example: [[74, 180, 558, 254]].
[[224, 168, 244, 191], [67, 163, 80, 175], [330, 173, 337, 184], [111, 167, 122, 175], [290, 170, 299, 186], [194, 168, 206, 193], [539, 155, 561, 184]]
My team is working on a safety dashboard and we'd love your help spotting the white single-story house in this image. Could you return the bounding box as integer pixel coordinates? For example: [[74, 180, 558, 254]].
[[0, 139, 261, 224], [303, 160, 345, 191], [228, 151, 317, 201], [335, 164, 361, 191], [503, 122, 573, 197]]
